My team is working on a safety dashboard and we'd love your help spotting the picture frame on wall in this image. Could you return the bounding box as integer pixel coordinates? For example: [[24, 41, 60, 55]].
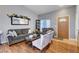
[[11, 17, 29, 25]]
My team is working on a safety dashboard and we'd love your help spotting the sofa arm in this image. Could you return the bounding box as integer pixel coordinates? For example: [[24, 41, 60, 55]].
[[32, 38, 43, 50], [7, 36, 14, 44]]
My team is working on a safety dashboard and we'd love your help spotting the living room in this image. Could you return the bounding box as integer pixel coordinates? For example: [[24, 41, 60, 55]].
[[0, 5, 79, 53]]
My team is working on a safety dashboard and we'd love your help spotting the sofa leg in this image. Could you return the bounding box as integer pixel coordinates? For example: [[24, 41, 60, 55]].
[[39, 49, 46, 53], [9, 44, 12, 46]]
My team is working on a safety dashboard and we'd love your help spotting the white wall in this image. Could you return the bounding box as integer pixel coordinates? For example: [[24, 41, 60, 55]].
[[0, 5, 38, 43], [76, 6, 79, 30], [76, 6, 79, 41], [39, 6, 76, 40]]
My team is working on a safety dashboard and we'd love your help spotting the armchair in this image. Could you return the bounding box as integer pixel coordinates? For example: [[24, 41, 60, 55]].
[[32, 31, 54, 50]]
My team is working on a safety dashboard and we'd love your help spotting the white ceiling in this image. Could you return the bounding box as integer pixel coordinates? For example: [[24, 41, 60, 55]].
[[24, 5, 74, 15]]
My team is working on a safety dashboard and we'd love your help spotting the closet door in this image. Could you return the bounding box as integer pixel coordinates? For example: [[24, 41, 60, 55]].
[[58, 16, 69, 39]]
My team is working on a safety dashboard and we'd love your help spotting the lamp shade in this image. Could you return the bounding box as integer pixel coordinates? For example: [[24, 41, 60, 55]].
[[28, 30, 32, 33], [0, 30, 3, 34]]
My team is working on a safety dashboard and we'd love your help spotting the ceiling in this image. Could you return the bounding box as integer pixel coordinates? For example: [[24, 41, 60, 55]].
[[24, 5, 74, 15]]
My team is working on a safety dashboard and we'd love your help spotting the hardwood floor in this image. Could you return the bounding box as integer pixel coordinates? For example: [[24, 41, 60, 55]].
[[0, 41, 53, 53], [0, 39, 79, 53], [47, 39, 79, 53]]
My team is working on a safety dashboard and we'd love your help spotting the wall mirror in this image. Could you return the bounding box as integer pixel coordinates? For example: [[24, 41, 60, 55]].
[[11, 17, 29, 25], [7, 13, 30, 25]]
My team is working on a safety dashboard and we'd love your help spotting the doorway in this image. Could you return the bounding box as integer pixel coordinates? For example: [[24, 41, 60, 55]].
[[57, 16, 69, 39]]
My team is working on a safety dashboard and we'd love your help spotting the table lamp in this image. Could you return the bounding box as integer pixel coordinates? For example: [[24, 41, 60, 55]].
[[0, 30, 3, 34]]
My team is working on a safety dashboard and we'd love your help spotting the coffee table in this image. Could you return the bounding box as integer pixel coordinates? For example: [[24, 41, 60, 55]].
[[25, 34, 39, 48]]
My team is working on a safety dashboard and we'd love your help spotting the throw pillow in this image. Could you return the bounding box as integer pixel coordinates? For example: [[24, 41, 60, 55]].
[[8, 31, 14, 37], [13, 31, 17, 37]]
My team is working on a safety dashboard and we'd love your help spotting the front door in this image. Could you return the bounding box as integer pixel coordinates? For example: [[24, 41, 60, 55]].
[[58, 16, 69, 39]]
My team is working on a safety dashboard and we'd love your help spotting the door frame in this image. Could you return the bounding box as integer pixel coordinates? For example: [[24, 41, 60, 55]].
[[56, 15, 70, 39]]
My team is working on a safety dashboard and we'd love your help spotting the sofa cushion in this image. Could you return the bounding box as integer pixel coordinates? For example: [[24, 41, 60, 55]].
[[14, 34, 25, 40], [15, 30, 22, 35], [22, 29, 28, 34]]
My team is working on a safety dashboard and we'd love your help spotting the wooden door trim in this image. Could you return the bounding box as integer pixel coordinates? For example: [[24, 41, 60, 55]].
[[56, 15, 70, 39]]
